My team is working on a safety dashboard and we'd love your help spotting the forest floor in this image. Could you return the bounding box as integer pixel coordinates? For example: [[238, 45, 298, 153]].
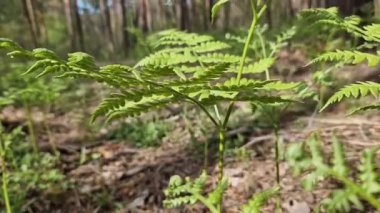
[[1, 51, 380, 213], [2, 102, 380, 213]]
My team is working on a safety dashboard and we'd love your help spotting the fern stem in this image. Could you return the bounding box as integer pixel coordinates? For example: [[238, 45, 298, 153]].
[[329, 170, 380, 210], [191, 191, 219, 213], [217, 127, 226, 211], [24, 101, 39, 154], [217, 128, 226, 182], [274, 127, 281, 213], [43, 106, 59, 159], [143, 79, 219, 127], [0, 134, 12, 213]]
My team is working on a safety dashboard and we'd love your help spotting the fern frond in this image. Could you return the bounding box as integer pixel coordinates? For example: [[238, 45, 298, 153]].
[[310, 50, 380, 67], [321, 81, 380, 111], [103, 95, 179, 122], [358, 148, 380, 194], [349, 103, 380, 115], [231, 57, 275, 74], [241, 186, 280, 213], [332, 134, 349, 176], [300, 7, 363, 37]]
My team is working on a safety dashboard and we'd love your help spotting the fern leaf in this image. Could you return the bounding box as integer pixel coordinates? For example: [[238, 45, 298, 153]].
[[231, 57, 275, 74], [211, 0, 229, 23], [321, 82, 380, 111], [241, 186, 280, 213], [331, 135, 348, 176], [349, 103, 380, 115], [310, 50, 380, 67], [358, 148, 380, 194]]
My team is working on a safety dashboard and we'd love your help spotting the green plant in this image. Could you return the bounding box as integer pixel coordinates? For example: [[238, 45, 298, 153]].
[[107, 119, 172, 147], [164, 171, 278, 213], [286, 133, 380, 212], [0, 126, 66, 212], [301, 7, 380, 114], [0, 65, 65, 157], [0, 125, 13, 213], [0, 0, 303, 211]]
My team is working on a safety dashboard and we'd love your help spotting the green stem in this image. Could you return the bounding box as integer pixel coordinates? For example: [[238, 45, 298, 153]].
[[143, 80, 219, 128], [191, 191, 219, 213], [274, 127, 281, 213], [43, 106, 59, 159], [24, 102, 39, 154], [0, 134, 12, 213], [217, 128, 226, 182], [217, 128, 226, 212]]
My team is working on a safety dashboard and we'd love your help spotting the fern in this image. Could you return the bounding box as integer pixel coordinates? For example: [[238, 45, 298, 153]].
[[163, 172, 226, 213], [310, 50, 380, 67], [304, 7, 380, 113], [241, 186, 280, 213], [320, 81, 380, 111], [286, 133, 380, 211]]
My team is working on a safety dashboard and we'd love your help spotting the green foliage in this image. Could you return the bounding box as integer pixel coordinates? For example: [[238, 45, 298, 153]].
[[212, 0, 230, 23], [164, 172, 278, 213], [163, 171, 226, 213], [0, 125, 66, 212], [0, 30, 297, 125], [241, 186, 280, 213], [303, 7, 380, 114], [106, 119, 172, 147], [286, 133, 380, 212]]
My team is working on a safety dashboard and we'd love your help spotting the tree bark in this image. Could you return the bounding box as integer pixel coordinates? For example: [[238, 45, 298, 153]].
[[73, 0, 85, 51], [34, 0, 48, 44], [63, 0, 76, 51], [203, 0, 212, 30], [139, 0, 151, 33], [100, 0, 115, 53], [375, 0, 380, 19], [223, 1, 231, 32], [21, 0, 38, 47], [178, 0, 190, 30], [120, 0, 129, 56]]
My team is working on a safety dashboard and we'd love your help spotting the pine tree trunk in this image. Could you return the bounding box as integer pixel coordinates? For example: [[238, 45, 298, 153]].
[[63, 0, 76, 51], [223, 1, 230, 32], [21, 0, 38, 47], [375, 0, 380, 18], [179, 0, 190, 30], [120, 0, 129, 56], [100, 0, 115, 53], [34, 0, 48, 44], [73, 0, 85, 51], [139, 0, 151, 33]]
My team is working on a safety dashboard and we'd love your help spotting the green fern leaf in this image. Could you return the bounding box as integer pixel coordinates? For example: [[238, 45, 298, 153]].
[[321, 82, 380, 111], [310, 50, 380, 67], [241, 186, 280, 213]]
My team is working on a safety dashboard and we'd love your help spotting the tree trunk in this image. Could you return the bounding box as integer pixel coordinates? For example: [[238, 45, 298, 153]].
[[34, 0, 48, 44], [178, 0, 190, 30], [73, 0, 85, 51], [375, 0, 380, 18], [223, 1, 230, 32], [21, 0, 38, 47], [139, 0, 151, 33], [203, 0, 212, 30], [100, 0, 115, 53], [63, 0, 76, 51], [120, 0, 129, 56]]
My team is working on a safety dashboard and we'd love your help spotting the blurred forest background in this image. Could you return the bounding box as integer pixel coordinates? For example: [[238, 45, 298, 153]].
[[1, 0, 380, 60]]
